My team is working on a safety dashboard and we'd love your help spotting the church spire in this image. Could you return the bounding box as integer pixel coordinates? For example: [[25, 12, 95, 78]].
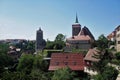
[[75, 13, 79, 23], [39, 27, 41, 30]]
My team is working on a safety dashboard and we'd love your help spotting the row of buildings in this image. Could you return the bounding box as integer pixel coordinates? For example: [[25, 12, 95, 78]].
[[107, 25, 120, 52], [36, 15, 95, 51], [36, 15, 97, 73]]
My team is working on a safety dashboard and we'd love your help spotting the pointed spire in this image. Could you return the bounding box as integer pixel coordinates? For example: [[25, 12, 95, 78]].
[[39, 27, 42, 31], [75, 13, 79, 23]]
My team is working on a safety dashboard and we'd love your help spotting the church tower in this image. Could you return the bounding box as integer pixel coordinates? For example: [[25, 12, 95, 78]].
[[36, 28, 46, 51], [72, 14, 81, 36]]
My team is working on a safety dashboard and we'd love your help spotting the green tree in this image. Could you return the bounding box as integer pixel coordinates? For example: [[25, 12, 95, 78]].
[[95, 34, 109, 49], [45, 40, 54, 49], [115, 52, 120, 60], [93, 49, 113, 74], [54, 33, 66, 42], [30, 51, 50, 80], [45, 34, 66, 49], [17, 54, 34, 74], [0, 43, 9, 53], [52, 67, 77, 80], [92, 38, 118, 80], [93, 66, 118, 80], [0, 43, 13, 77], [54, 34, 66, 49]]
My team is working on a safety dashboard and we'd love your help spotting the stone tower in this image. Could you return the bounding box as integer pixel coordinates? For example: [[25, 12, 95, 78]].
[[72, 14, 81, 36], [36, 28, 46, 51]]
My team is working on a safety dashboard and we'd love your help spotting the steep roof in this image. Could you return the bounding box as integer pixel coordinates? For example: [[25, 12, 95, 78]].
[[67, 26, 94, 41], [49, 53, 84, 71], [84, 49, 100, 62], [82, 26, 95, 40], [67, 35, 91, 41]]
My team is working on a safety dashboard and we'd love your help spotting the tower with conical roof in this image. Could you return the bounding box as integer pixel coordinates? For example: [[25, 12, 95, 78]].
[[72, 14, 81, 36], [36, 27, 46, 51]]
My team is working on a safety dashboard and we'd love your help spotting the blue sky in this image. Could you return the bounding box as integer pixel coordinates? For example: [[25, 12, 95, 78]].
[[0, 0, 120, 40]]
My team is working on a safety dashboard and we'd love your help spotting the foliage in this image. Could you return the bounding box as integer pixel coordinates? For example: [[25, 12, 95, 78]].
[[14, 51, 49, 80], [30, 69, 49, 80], [115, 52, 120, 60], [0, 43, 14, 77], [93, 66, 118, 80], [54, 33, 66, 42], [0, 43, 9, 53], [45, 34, 66, 49], [72, 48, 88, 56], [17, 54, 34, 74], [93, 49, 113, 74], [94, 34, 109, 49], [45, 40, 54, 49], [102, 66, 118, 80], [111, 59, 120, 65], [93, 74, 104, 80], [33, 52, 48, 72], [44, 49, 63, 57], [15, 40, 35, 54], [72, 48, 82, 53], [52, 67, 77, 80], [92, 40, 118, 80], [1, 71, 31, 80]]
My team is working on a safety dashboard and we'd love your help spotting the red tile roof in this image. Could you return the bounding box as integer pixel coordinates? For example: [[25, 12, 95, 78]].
[[84, 49, 100, 62], [67, 35, 91, 41], [49, 53, 84, 71]]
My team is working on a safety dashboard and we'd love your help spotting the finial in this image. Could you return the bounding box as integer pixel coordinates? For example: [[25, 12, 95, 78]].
[[75, 13, 79, 23]]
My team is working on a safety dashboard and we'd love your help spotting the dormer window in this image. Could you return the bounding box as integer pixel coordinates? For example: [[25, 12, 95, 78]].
[[73, 62, 76, 65], [65, 62, 68, 65], [66, 56, 68, 59], [56, 62, 59, 65]]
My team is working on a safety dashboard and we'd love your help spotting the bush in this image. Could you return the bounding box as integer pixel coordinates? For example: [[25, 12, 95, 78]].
[[115, 52, 120, 60], [111, 59, 120, 65]]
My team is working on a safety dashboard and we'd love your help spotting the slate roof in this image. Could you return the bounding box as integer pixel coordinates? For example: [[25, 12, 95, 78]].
[[49, 53, 84, 71]]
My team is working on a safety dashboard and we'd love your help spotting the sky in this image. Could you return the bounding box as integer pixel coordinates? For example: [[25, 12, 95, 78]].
[[0, 0, 120, 41]]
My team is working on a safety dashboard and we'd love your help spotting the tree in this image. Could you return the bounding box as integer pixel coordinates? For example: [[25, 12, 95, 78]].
[[93, 66, 118, 80], [92, 37, 118, 80], [115, 52, 120, 60], [54, 34, 66, 49], [45, 34, 66, 49], [0, 43, 9, 53], [0, 43, 14, 77], [95, 34, 109, 49], [52, 67, 77, 80], [102, 66, 118, 80], [17, 54, 34, 74], [54, 33, 66, 42], [93, 49, 113, 74], [45, 40, 55, 49]]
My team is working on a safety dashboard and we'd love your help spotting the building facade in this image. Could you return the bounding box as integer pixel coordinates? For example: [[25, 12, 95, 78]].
[[36, 28, 46, 51], [115, 25, 120, 52], [107, 25, 120, 52], [49, 53, 84, 71], [66, 16, 95, 50]]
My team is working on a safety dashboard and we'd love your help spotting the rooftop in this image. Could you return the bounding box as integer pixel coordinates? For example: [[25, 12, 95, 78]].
[[49, 53, 84, 71]]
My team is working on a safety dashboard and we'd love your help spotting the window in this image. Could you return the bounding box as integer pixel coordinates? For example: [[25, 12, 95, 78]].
[[73, 62, 76, 65], [66, 56, 68, 59], [118, 41, 120, 44], [56, 62, 59, 65], [65, 62, 68, 65]]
